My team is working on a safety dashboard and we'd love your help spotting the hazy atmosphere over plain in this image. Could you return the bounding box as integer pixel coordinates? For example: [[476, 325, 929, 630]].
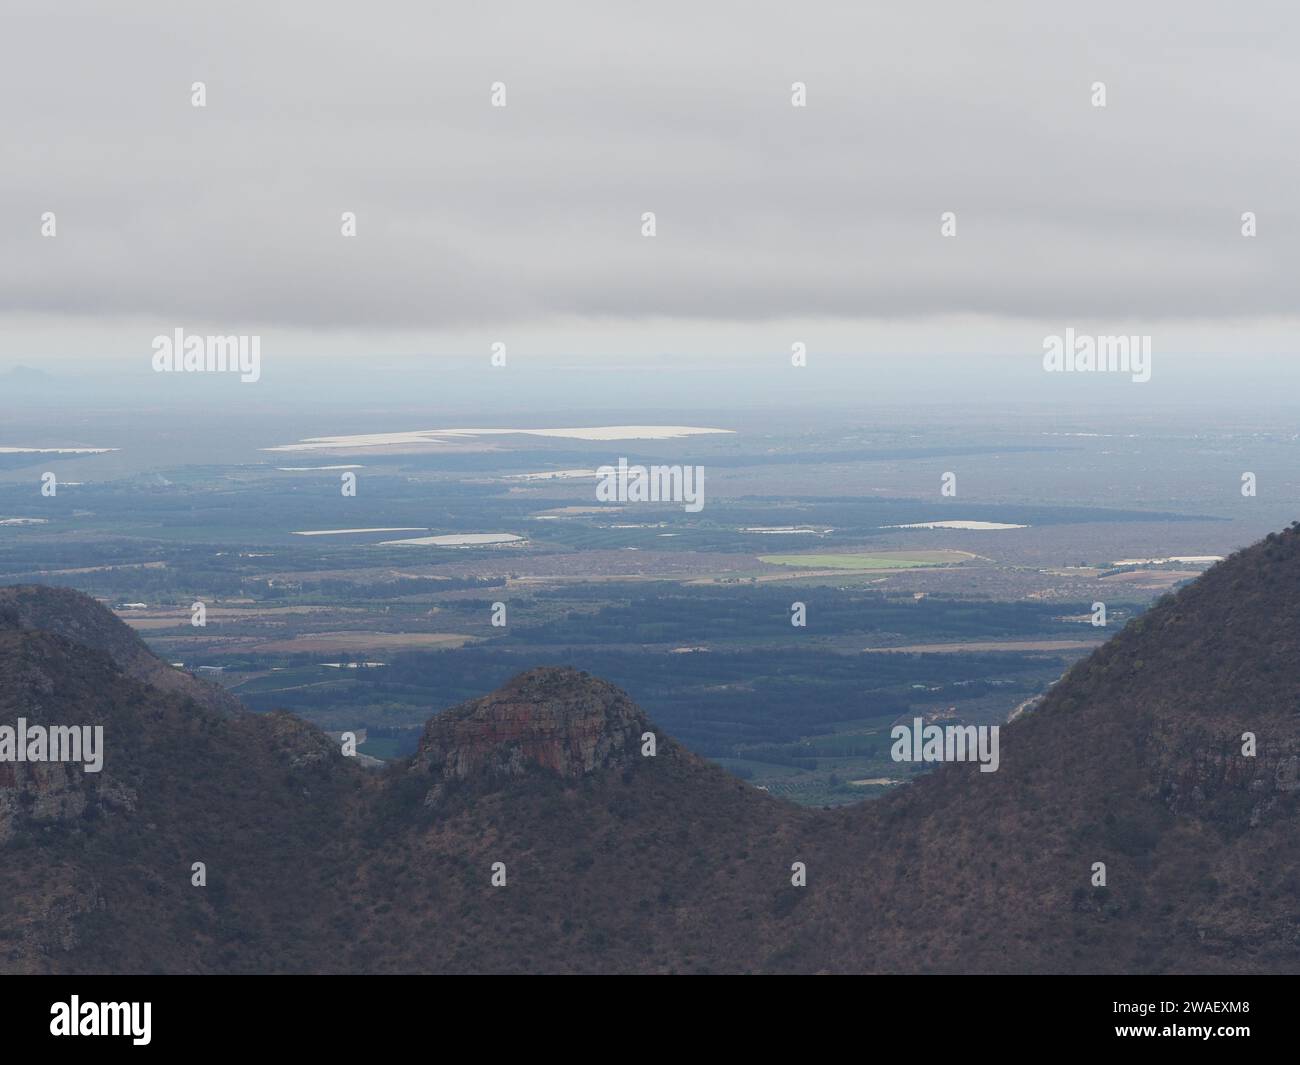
[[2, 0, 1298, 367]]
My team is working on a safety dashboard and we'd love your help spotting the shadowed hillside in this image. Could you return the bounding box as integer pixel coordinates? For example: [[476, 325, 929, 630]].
[[790, 524, 1300, 972], [0, 585, 243, 717], [0, 624, 369, 973]]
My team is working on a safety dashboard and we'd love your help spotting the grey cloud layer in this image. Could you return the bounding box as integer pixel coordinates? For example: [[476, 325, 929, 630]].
[[2, 0, 1296, 332]]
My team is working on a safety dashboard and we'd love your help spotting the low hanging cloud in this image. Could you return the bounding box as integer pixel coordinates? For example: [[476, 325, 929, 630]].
[[1, 0, 1297, 344]]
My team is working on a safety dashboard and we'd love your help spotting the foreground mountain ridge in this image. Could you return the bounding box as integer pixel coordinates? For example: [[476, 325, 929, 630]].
[[0, 585, 244, 718], [2, 526, 1299, 973]]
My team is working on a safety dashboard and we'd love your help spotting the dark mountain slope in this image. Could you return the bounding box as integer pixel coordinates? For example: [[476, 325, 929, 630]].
[[0, 626, 370, 973], [338, 668, 810, 973], [787, 526, 1300, 973], [0, 584, 242, 717]]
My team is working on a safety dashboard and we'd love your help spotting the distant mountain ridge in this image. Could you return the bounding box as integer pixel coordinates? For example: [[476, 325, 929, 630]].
[[2, 526, 1299, 973]]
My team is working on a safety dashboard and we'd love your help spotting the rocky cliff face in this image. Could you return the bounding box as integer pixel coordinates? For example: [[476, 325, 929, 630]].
[[0, 631, 139, 846], [1151, 729, 1300, 826], [410, 667, 649, 803]]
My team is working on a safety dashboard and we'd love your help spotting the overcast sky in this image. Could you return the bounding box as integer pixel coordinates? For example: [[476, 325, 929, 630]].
[[2, 0, 1297, 366]]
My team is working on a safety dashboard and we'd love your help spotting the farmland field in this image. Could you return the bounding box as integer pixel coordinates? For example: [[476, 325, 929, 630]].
[[758, 550, 970, 570]]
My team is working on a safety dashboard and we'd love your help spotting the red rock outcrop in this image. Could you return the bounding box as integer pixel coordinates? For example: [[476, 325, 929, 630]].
[[410, 667, 650, 802]]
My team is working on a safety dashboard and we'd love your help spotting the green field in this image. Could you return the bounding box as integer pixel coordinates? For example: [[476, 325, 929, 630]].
[[758, 552, 954, 570]]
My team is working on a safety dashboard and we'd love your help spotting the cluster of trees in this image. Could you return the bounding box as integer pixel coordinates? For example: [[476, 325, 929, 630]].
[[504, 585, 1094, 643]]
